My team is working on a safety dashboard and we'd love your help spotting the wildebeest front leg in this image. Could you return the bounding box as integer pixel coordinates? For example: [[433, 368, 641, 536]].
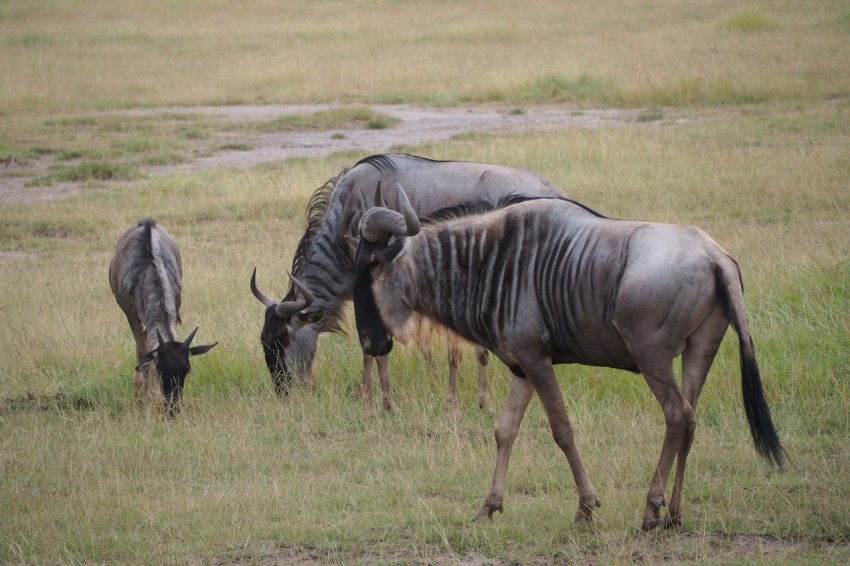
[[361, 353, 377, 416], [446, 340, 462, 416], [359, 354, 398, 414], [377, 354, 398, 412], [475, 346, 490, 411], [119, 305, 148, 399], [522, 357, 601, 523], [475, 375, 534, 521]]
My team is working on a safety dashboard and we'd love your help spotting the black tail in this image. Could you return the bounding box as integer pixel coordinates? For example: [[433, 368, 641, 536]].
[[739, 337, 785, 468], [715, 263, 785, 469]]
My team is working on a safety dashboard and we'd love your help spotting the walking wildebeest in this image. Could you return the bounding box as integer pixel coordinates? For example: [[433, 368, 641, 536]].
[[109, 218, 218, 416], [250, 153, 566, 413], [350, 184, 784, 530]]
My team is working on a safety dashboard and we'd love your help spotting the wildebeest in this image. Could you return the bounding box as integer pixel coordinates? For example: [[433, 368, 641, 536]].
[[351, 184, 784, 530], [109, 218, 218, 415], [250, 153, 566, 413]]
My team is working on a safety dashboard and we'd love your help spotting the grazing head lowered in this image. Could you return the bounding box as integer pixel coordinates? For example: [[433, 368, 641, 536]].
[[353, 184, 784, 531], [250, 269, 323, 395], [109, 218, 218, 416], [251, 153, 566, 412]]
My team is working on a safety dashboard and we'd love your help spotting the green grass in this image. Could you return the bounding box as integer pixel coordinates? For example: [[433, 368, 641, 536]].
[[1, 100, 849, 563], [251, 108, 401, 133], [720, 11, 781, 32], [1, 0, 849, 562], [1, 0, 848, 114]]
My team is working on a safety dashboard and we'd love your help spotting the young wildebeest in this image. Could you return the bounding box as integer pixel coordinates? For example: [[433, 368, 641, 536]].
[[251, 153, 566, 414], [350, 184, 784, 531], [109, 218, 217, 416]]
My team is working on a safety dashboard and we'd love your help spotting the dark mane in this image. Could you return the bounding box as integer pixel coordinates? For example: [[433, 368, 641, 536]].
[[422, 194, 570, 224], [285, 168, 350, 300], [355, 153, 452, 174], [354, 154, 397, 173], [422, 194, 605, 225]]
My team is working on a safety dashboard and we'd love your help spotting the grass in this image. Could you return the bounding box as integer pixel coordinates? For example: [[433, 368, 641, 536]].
[[1, 1, 849, 115], [1, 0, 849, 562], [1, 100, 849, 563], [251, 108, 401, 133]]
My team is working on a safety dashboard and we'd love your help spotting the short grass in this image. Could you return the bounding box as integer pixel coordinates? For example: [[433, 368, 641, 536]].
[[1, 0, 849, 562], [1, 1, 849, 115], [1, 99, 849, 563]]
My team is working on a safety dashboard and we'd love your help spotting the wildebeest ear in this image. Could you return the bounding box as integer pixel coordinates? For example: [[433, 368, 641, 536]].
[[380, 238, 405, 263], [136, 351, 156, 373], [188, 342, 218, 357], [298, 310, 325, 325]]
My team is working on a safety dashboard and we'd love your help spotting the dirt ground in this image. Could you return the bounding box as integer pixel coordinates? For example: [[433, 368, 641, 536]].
[[0, 104, 654, 204]]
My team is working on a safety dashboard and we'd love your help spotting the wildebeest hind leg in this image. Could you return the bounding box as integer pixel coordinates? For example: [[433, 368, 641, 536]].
[[632, 355, 692, 532], [667, 310, 726, 527]]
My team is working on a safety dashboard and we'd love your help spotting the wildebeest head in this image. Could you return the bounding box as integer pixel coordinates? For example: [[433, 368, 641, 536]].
[[353, 183, 420, 358], [250, 270, 324, 395], [137, 327, 218, 417]]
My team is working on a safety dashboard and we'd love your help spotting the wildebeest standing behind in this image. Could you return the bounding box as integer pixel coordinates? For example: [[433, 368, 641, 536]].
[[251, 153, 567, 414], [109, 218, 217, 416], [352, 185, 784, 531]]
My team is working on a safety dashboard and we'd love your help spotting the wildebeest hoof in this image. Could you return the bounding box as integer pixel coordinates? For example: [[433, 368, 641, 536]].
[[574, 497, 601, 523], [472, 502, 503, 522], [641, 517, 665, 532], [663, 515, 682, 529]]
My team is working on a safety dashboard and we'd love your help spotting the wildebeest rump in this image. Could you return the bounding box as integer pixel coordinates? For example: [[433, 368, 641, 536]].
[[352, 184, 784, 530]]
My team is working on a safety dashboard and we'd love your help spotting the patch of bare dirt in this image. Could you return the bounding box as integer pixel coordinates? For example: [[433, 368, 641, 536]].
[[0, 104, 661, 204], [154, 104, 650, 173]]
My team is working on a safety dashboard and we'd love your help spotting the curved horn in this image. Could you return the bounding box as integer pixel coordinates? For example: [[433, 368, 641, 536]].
[[182, 326, 199, 348], [374, 181, 386, 208], [360, 207, 407, 243], [250, 267, 277, 308], [274, 272, 315, 317], [394, 183, 420, 236]]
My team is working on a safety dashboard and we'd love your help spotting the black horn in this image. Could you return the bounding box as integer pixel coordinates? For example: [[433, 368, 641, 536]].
[[394, 183, 420, 237], [182, 326, 199, 348], [274, 272, 314, 317], [250, 267, 278, 308]]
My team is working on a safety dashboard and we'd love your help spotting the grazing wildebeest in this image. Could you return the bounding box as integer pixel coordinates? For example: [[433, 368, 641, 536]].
[[351, 184, 784, 530], [250, 153, 566, 413], [109, 218, 218, 416]]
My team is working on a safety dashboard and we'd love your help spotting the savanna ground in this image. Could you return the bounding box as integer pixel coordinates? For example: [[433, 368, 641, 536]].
[[1, 1, 849, 564]]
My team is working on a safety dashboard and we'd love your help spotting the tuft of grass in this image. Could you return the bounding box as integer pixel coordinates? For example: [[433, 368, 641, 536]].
[[636, 108, 665, 122], [252, 108, 401, 133], [720, 11, 781, 32], [488, 72, 618, 105], [27, 161, 140, 186]]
